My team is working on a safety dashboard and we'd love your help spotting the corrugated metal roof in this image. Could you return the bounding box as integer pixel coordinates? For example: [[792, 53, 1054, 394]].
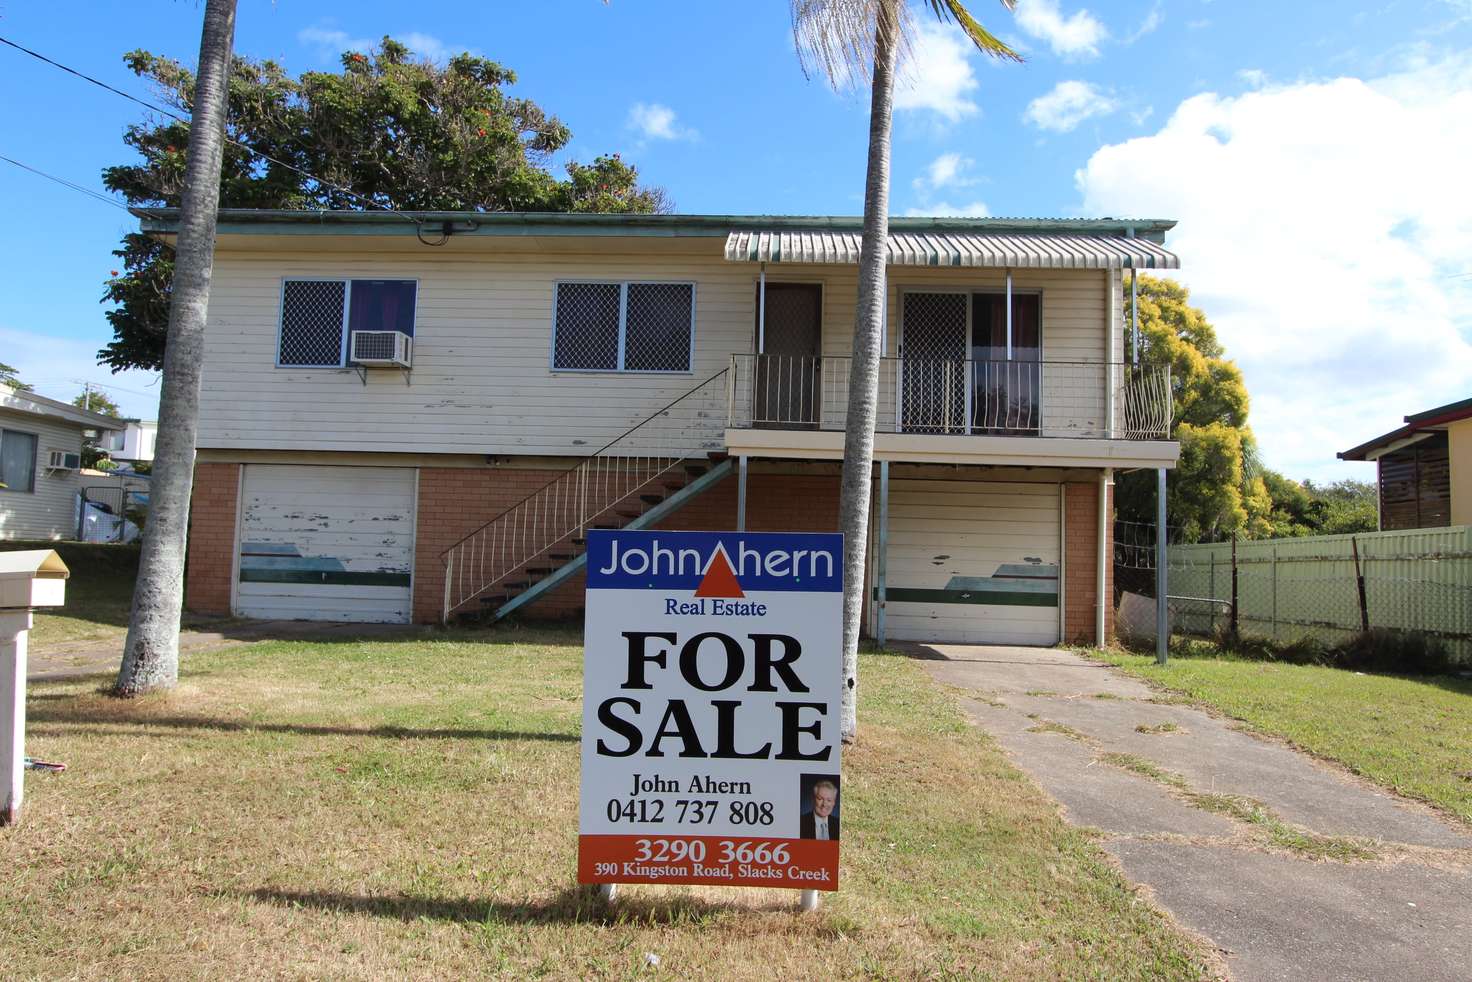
[[724, 230, 1180, 269]]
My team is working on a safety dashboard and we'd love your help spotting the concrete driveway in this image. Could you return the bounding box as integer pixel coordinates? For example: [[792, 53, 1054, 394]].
[[918, 644, 1472, 982]]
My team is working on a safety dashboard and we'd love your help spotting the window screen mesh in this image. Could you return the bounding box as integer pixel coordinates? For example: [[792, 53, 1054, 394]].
[[900, 292, 968, 433], [279, 280, 347, 366], [624, 283, 693, 371], [553, 282, 621, 370]]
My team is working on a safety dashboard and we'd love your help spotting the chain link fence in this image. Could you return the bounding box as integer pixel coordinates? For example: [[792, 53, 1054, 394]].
[[1119, 524, 1472, 665]]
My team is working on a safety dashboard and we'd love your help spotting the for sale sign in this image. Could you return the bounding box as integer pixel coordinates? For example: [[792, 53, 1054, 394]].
[[578, 530, 844, 891]]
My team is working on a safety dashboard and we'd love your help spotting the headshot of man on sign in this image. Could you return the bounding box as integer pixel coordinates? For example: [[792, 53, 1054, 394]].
[[799, 775, 840, 841]]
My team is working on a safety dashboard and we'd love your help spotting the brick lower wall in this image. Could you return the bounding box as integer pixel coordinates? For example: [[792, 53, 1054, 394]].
[[414, 466, 844, 624], [184, 462, 241, 617], [1062, 478, 1114, 644]]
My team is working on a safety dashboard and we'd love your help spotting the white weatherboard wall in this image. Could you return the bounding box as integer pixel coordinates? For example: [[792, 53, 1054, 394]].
[[195, 242, 1118, 457], [0, 409, 85, 541], [884, 479, 1061, 645], [236, 464, 416, 623]]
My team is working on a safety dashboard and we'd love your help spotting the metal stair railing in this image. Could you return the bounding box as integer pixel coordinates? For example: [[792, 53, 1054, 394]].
[[440, 368, 730, 621]]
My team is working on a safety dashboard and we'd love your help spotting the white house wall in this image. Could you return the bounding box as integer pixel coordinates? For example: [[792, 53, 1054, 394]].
[[0, 408, 84, 541], [197, 243, 1119, 457]]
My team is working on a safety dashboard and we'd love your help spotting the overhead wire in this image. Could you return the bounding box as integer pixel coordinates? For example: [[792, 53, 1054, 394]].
[[0, 153, 132, 212], [0, 34, 457, 243]]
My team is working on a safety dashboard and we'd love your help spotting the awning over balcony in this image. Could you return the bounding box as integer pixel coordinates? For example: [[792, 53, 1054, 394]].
[[724, 230, 1179, 270]]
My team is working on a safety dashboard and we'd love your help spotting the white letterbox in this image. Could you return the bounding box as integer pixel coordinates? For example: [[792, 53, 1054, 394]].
[[1, 549, 69, 826], [0, 550, 70, 609]]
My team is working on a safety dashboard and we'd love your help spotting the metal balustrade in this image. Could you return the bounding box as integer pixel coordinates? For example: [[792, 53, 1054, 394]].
[[728, 354, 1171, 440], [440, 368, 730, 621]]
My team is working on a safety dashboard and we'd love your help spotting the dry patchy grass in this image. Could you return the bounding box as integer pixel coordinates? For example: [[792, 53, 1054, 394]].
[[2, 632, 1214, 979]]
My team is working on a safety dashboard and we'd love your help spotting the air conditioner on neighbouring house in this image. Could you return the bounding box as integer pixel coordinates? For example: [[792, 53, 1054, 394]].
[[350, 330, 413, 368], [45, 450, 81, 471]]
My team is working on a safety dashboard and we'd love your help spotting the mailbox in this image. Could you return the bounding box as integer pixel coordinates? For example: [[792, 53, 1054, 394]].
[[2, 548, 69, 826], [0, 550, 70, 609]]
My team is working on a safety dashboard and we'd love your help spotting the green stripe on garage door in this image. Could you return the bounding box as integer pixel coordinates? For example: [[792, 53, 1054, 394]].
[[882, 587, 1057, 607], [239, 569, 412, 587]]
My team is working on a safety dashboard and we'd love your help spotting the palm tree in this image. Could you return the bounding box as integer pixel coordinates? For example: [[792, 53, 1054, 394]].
[[116, 0, 238, 696], [790, 0, 1019, 741]]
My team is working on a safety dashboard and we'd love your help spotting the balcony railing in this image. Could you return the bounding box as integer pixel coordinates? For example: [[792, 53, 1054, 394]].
[[727, 354, 1171, 440]]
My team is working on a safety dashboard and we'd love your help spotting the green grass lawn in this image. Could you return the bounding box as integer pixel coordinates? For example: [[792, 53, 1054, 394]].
[[3, 630, 1215, 979], [0, 541, 225, 651], [1096, 643, 1472, 827]]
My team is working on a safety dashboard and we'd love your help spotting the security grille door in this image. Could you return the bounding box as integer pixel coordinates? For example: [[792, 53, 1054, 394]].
[[901, 292, 968, 433], [755, 284, 822, 429]]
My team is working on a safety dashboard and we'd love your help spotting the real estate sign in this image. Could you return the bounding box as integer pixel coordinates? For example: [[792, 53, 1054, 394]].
[[578, 530, 844, 891]]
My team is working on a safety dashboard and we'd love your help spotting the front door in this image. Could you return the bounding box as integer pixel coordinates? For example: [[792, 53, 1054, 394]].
[[755, 283, 822, 429], [900, 292, 968, 433]]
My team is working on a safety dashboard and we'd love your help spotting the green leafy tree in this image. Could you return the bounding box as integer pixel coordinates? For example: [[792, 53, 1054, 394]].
[[1116, 275, 1267, 542], [72, 389, 122, 418], [0, 362, 29, 390], [1255, 474, 1377, 537], [73, 389, 123, 468], [101, 36, 667, 371]]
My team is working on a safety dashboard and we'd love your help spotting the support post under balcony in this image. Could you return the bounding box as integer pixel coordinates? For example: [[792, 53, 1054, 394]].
[[1156, 467, 1169, 665], [876, 460, 889, 646], [1096, 467, 1112, 648], [736, 455, 748, 531]]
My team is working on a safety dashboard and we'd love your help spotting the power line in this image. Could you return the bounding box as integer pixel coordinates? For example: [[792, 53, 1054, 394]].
[[0, 153, 132, 212], [0, 34, 438, 236]]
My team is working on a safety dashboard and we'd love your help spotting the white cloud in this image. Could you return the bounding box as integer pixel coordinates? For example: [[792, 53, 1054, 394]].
[[1074, 55, 1472, 482], [400, 32, 464, 63], [894, 20, 980, 121], [905, 201, 990, 218], [297, 27, 469, 63], [1015, 0, 1108, 59], [0, 326, 161, 420], [297, 26, 374, 58], [1024, 80, 1119, 132], [1123, 2, 1164, 44], [913, 152, 977, 192], [626, 102, 698, 141], [1237, 68, 1269, 89]]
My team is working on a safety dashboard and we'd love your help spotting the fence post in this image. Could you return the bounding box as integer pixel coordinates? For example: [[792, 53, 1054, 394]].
[[1208, 556, 1217, 635], [1230, 534, 1240, 642], [1351, 535, 1370, 633], [1271, 546, 1279, 642]]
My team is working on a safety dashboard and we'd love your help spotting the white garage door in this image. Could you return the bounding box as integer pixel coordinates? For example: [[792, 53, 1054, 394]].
[[884, 479, 1060, 645], [236, 465, 417, 623]]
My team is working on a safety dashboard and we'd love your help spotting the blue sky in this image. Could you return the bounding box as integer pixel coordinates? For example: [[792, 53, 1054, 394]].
[[2, 0, 1470, 481]]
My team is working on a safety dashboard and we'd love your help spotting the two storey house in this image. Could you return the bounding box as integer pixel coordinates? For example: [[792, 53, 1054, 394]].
[[135, 210, 1180, 646]]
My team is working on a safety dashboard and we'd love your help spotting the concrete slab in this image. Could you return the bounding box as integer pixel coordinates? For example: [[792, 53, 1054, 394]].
[[922, 643, 1472, 982], [1107, 839, 1472, 982], [961, 696, 1238, 839]]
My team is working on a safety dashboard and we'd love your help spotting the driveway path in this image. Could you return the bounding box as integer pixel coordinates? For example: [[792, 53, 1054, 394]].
[[918, 644, 1472, 982]]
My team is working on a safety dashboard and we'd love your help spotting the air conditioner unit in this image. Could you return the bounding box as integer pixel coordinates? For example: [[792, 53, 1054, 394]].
[[350, 330, 412, 368], [46, 450, 81, 471]]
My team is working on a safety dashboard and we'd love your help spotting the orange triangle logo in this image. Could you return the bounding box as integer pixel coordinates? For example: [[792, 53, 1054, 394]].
[[694, 544, 745, 598]]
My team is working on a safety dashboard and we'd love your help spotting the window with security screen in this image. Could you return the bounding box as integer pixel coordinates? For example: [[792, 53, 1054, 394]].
[[552, 281, 694, 372], [278, 279, 416, 367]]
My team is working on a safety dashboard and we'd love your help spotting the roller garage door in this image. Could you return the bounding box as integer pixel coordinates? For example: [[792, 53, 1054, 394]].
[[885, 479, 1060, 645], [236, 465, 417, 623]]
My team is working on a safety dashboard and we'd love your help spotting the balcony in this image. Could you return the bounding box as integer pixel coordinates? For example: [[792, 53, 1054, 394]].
[[727, 354, 1171, 442]]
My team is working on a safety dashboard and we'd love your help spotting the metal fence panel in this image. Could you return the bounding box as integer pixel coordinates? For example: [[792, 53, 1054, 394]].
[[1166, 525, 1472, 662]]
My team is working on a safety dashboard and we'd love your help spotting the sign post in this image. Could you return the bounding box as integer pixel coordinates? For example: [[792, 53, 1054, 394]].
[[578, 530, 843, 904]]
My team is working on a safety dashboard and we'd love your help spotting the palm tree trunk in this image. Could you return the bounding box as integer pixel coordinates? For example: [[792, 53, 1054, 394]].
[[116, 0, 238, 697], [837, 3, 899, 743]]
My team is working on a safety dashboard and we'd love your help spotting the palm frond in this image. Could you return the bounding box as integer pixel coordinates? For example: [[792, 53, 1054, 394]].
[[923, 0, 1023, 61], [790, 0, 913, 89]]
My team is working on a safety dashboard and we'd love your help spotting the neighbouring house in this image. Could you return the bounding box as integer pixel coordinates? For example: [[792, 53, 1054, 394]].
[[133, 209, 1181, 645], [98, 418, 158, 466], [1, 384, 122, 540], [1339, 396, 1472, 530]]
